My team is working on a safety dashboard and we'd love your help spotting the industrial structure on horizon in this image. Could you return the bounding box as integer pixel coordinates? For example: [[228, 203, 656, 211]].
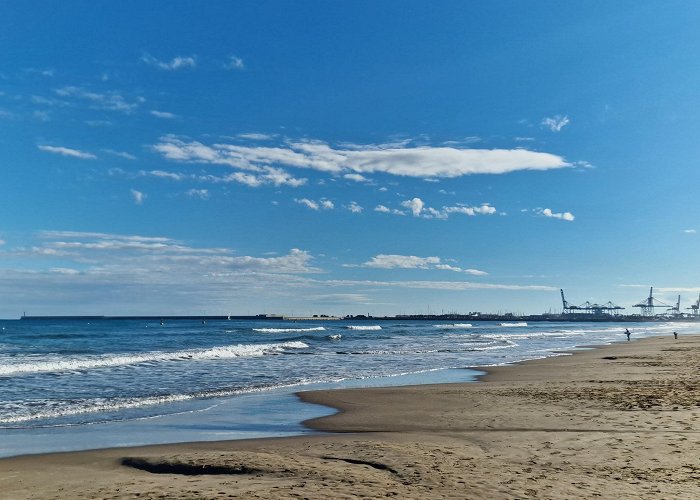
[[560, 287, 700, 319]]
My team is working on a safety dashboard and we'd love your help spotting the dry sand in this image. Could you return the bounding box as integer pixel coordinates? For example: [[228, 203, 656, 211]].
[[2, 334, 700, 499]]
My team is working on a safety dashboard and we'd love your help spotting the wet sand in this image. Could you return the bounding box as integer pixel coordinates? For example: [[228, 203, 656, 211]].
[[2, 334, 700, 499]]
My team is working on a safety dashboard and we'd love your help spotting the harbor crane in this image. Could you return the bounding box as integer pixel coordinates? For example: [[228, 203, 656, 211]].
[[687, 294, 700, 317], [560, 289, 624, 316], [632, 287, 673, 316], [667, 295, 682, 317]]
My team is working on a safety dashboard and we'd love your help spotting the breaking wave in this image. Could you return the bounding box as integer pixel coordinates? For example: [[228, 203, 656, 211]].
[[345, 325, 382, 330], [0, 341, 309, 377], [253, 327, 326, 333]]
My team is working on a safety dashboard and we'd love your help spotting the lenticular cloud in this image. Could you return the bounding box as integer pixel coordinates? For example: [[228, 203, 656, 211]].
[[153, 136, 571, 179]]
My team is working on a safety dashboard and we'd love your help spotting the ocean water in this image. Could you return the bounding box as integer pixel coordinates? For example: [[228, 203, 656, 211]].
[[0, 318, 692, 457]]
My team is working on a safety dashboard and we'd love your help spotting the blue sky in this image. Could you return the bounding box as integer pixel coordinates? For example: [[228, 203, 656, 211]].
[[2, 1, 700, 317]]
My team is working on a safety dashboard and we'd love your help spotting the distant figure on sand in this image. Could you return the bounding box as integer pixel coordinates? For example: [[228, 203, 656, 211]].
[[674, 331, 678, 340], [625, 328, 631, 341]]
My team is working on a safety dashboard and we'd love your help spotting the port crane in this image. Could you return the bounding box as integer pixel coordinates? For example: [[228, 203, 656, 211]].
[[666, 295, 682, 317], [687, 294, 700, 317], [560, 289, 624, 316], [632, 287, 674, 316]]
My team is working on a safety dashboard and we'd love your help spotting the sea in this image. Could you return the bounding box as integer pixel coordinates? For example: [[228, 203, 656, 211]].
[[0, 318, 692, 458]]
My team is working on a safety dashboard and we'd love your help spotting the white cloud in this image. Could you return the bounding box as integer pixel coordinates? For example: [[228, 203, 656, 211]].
[[54, 86, 142, 113], [374, 205, 405, 216], [344, 173, 370, 183], [360, 254, 442, 269], [49, 267, 79, 275], [295, 198, 334, 211], [295, 198, 319, 210], [0, 239, 5, 246], [323, 279, 555, 292], [38, 145, 96, 160], [541, 115, 570, 132], [391, 199, 497, 220], [222, 167, 306, 187], [353, 254, 487, 276], [150, 110, 178, 119], [538, 208, 575, 221], [13, 231, 321, 276], [463, 268, 489, 276], [152, 136, 571, 179], [259, 167, 307, 187], [237, 132, 274, 141], [139, 166, 306, 188], [441, 136, 482, 146], [346, 201, 363, 213], [684, 229, 696, 234], [186, 189, 209, 199], [130, 189, 146, 205], [228, 172, 264, 187], [143, 170, 192, 181], [141, 53, 196, 71], [224, 55, 245, 70], [103, 149, 136, 160], [435, 264, 462, 272], [401, 197, 424, 217], [443, 204, 497, 216]]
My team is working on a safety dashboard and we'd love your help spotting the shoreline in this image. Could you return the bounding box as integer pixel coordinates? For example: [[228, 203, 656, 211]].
[[2, 334, 699, 498]]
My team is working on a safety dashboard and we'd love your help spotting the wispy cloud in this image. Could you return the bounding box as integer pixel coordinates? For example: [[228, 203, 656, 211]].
[[4, 231, 322, 277], [374, 205, 405, 216], [322, 278, 554, 292], [684, 229, 697, 234], [225, 168, 307, 188], [54, 86, 143, 113], [237, 132, 275, 141], [541, 114, 570, 132], [33, 110, 50, 121], [130, 189, 146, 205], [537, 207, 575, 221], [346, 201, 363, 213], [343, 173, 370, 183], [141, 53, 196, 71], [350, 254, 487, 276], [224, 55, 245, 70], [186, 188, 209, 199], [152, 136, 571, 180], [141, 170, 193, 181], [295, 198, 334, 211], [150, 110, 178, 119], [103, 149, 136, 160], [37, 145, 96, 160], [383, 197, 498, 220], [358, 254, 441, 269]]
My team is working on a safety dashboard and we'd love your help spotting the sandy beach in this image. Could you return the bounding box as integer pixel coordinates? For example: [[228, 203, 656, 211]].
[[2, 334, 700, 499]]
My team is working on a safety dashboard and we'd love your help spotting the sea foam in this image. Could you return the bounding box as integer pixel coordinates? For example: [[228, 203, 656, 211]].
[[345, 325, 382, 330], [0, 341, 309, 377], [253, 327, 326, 333]]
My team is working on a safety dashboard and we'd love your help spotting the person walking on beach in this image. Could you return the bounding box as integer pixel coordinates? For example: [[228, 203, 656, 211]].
[[625, 328, 631, 341], [673, 331, 678, 340]]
